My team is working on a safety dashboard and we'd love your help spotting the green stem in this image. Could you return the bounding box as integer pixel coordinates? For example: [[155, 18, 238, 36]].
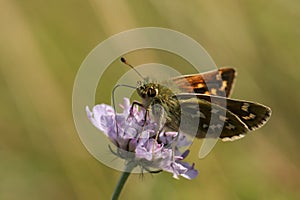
[[111, 163, 136, 200]]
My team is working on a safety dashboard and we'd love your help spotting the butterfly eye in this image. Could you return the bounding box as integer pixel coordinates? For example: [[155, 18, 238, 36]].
[[147, 88, 157, 97], [141, 92, 146, 98]]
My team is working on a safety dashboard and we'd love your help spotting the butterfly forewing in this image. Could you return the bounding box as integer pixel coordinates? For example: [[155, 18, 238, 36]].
[[172, 68, 236, 97]]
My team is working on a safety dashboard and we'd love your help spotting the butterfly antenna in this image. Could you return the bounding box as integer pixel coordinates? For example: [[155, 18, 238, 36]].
[[121, 57, 145, 80]]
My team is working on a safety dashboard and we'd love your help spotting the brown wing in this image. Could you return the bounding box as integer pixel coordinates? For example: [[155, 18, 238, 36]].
[[183, 94, 272, 131], [176, 93, 271, 141], [172, 68, 236, 97], [176, 95, 248, 140]]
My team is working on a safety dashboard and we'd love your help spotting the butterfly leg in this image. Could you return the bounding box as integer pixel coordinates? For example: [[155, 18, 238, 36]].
[[127, 101, 150, 137], [128, 101, 145, 117], [127, 101, 147, 124], [150, 104, 167, 154], [171, 133, 179, 161]]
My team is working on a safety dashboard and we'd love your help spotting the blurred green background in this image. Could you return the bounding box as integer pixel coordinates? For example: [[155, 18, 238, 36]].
[[1, 0, 300, 199]]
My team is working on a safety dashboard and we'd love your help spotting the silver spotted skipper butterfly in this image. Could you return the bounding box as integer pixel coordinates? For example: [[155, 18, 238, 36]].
[[121, 57, 271, 141]]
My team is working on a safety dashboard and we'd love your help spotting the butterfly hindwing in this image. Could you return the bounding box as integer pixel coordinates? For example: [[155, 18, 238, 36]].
[[185, 94, 272, 131], [175, 93, 271, 141], [176, 95, 248, 140]]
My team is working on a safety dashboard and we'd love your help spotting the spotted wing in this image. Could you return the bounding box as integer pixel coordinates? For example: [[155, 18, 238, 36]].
[[172, 68, 236, 97], [175, 94, 271, 141], [189, 94, 272, 131]]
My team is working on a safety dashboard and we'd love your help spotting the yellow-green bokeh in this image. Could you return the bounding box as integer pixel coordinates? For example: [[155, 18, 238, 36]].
[[1, 0, 300, 199]]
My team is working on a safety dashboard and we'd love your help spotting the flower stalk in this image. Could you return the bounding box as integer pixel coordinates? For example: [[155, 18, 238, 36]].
[[112, 162, 136, 200]]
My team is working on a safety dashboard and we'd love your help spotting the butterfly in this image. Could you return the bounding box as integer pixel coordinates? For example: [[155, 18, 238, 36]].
[[121, 58, 272, 141]]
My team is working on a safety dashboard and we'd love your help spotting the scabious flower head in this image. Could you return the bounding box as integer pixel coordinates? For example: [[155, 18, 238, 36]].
[[86, 98, 198, 179]]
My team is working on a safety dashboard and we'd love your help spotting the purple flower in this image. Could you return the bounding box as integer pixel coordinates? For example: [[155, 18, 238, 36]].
[[86, 98, 198, 179]]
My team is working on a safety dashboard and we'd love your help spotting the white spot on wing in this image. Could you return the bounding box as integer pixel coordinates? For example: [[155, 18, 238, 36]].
[[241, 103, 250, 112], [222, 134, 245, 142], [225, 123, 235, 130], [191, 111, 206, 119], [242, 113, 256, 120], [219, 115, 227, 121], [210, 88, 217, 95], [220, 81, 227, 91], [211, 108, 219, 114], [216, 73, 222, 81], [209, 124, 223, 130]]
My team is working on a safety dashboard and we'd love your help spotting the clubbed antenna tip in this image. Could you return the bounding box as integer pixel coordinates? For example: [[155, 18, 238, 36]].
[[120, 57, 145, 80], [120, 57, 126, 64]]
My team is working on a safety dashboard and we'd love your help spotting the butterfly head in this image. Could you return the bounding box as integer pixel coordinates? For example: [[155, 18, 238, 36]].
[[137, 82, 159, 101]]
